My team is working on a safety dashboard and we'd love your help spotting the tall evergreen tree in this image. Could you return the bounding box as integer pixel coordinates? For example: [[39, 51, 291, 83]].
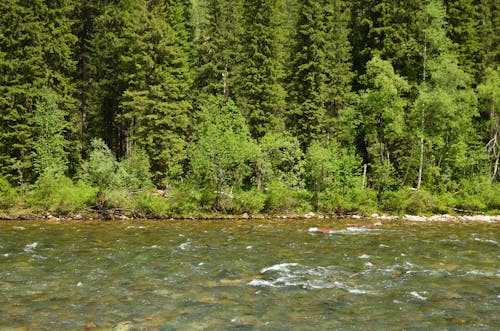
[[234, 0, 287, 139], [349, 1, 423, 87], [0, 0, 76, 183], [120, 0, 192, 183], [287, 0, 352, 148], [193, 0, 244, 99], [86, 0, 138, 156], [72, 0, 99, 153]]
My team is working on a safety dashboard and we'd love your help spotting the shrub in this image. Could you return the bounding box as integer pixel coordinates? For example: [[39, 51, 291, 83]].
[[381, 188, 450, 214], [264, 181, 312, 212], [27, 175, 96, 214], [455, 176, 500, 211], [0, 176, 18, 210], [221, 189, 266, 214], [133, 192, 171, 218]]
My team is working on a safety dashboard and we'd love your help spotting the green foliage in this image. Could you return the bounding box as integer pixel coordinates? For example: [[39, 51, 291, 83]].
[[33, 87, 68, 178], [1, 0, 500, 216], [456, 176, 500, 211], [319, 187, 377, 213], [381, 188, 450, 214], [258, 132, 305, 189], [132, 192, 171, 218], [0, 0, 77, 182], [287, 0, 353, 147], [119, 147, 154, 192], [190, 96, 259, 209], [477, 67, 500, 181], [235, 0, 287, 139], [27, 175, 96, 215], [0, 176, 18, 209], [305, 140, 362, 210], [220, 189, 266, 214], [80, 138, 121, 194], [119, 0, 192, 182], [193, 0, 244, 98], [357, 55, 409, 196]]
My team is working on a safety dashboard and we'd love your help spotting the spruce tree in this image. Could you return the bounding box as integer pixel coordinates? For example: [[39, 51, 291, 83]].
[[193, 0, 244, 100], [234, 0, 287, 139], [0, 0, 76, 183], [287, 0, 352, 148], [120, 0, 192, 183]]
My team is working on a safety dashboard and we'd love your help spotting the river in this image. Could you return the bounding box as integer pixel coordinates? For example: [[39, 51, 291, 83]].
[[0, 219, 498, 330]]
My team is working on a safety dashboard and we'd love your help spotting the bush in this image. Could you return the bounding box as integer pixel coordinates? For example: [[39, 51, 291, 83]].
[[133, 192, 171, 218], [221, 189, 266, 214], [167, 183, 205, 214], [319, 188, 378, 214], [381, 188, 449, 214], [455, 176, 500, 211], [0, 177, 18, 210], [264, 181, 312, 212], [27, 175, 96, 214]]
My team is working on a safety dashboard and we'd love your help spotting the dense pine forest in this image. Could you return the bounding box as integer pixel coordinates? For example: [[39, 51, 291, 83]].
[[0, 0, 499, 217]]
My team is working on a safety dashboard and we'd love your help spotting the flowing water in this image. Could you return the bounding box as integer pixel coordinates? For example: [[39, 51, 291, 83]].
[[0, 219, 498, 330]]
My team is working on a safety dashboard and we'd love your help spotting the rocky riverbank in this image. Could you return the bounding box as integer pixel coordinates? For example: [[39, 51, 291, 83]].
[[1, 211, 499, 223]]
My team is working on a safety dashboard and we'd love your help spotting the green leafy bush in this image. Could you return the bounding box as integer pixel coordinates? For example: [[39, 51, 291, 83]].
[[0, 177, 18, 210], [27, 175, 95, 214], [222, 189, 266, 214], [381, 188, 448, 214], [133, 192, 171, 218]]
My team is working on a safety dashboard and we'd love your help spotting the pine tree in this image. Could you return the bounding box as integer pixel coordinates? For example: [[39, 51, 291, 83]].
[[0, 0, 76, 183], [444, 0, 480, 77], [287, 0, 352, 148], [120, 0, 192, 183], [72, 0, 99, 153], [86, 0, 135, 156], [349, 1, 423, 86], [234, 0, 287, 139], [475, 0, 499, 79], [193, 0, 244, 100]]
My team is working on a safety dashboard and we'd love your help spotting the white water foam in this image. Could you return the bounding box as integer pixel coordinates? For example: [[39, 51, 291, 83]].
[[249, 263, 372, 293], [24, 242, 38, 252], [474, 238, 498, 245], [261, 263, 300, 273], [410, 291, 427, 301], [179, 241, 191, 250]]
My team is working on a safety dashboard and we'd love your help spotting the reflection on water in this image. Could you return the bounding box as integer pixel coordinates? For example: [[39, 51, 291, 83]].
[[0, 219, 499, 330]]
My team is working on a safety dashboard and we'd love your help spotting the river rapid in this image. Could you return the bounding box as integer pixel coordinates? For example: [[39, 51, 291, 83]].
[[0, 219, 498, 330]]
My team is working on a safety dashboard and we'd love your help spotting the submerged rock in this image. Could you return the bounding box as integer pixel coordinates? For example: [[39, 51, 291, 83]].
[[112, 321, 133, 331]]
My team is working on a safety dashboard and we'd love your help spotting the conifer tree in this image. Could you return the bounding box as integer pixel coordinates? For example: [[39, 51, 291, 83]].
[[234, 0, 287, 139], [0, 0, 76, 182], [287, 0, 352, 148], [193, 0, 244, 99], [120, 0, 192, 183]]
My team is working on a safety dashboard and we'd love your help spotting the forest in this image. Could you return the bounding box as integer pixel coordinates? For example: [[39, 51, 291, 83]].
[[0, 0, 499, 217]]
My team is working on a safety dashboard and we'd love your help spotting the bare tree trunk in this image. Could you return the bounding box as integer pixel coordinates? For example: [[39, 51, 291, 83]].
[[417, 136, 424, 189], [417, 22, 427, 190]]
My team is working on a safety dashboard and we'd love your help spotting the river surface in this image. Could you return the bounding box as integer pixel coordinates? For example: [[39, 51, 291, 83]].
[[0, 219, 499, 330]]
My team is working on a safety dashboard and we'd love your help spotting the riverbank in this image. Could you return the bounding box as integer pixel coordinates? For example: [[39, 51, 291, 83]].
[[1, 211, 499, 223]]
